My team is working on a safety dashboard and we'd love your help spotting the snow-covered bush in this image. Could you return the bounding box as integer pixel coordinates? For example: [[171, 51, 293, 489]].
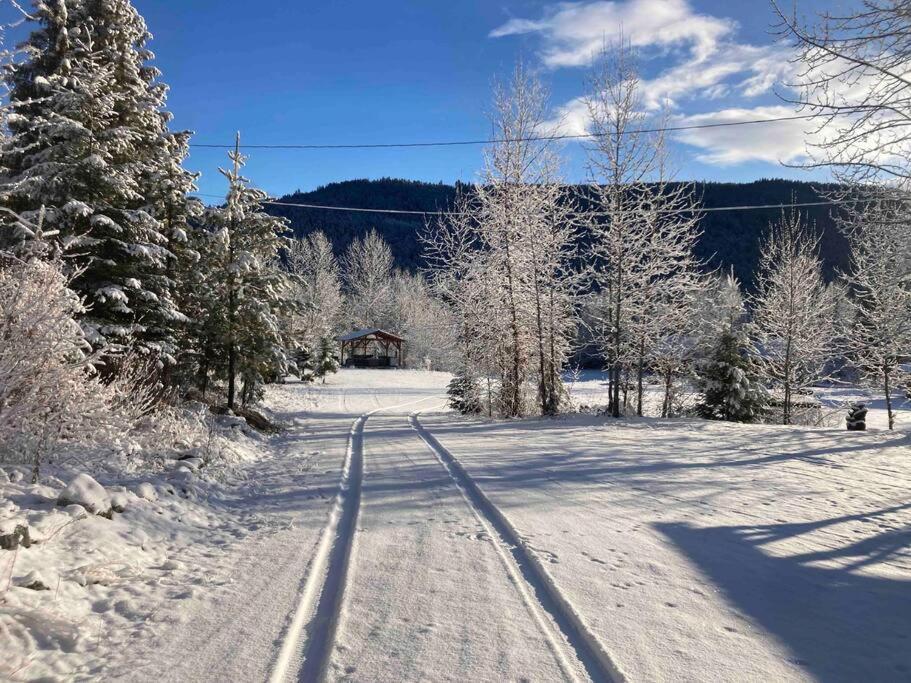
[[696, 330, 768, 423], [314, 336, 340, 383], [447, 372, 483, 415], [0, 257, 213, 479], [0, 257, 105, 480]]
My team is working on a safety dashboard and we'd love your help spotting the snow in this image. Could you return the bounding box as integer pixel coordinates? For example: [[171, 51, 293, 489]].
[[56, 474, 111, 516], [5, 368, 911, 681], [416, 408, 911, 681]]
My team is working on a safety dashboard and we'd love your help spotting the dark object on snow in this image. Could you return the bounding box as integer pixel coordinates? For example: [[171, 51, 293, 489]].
[[0, 524, 30, 550], [19, 571, 51, 590], [236, 406, 281, 433], [846, 403, 868, 431]]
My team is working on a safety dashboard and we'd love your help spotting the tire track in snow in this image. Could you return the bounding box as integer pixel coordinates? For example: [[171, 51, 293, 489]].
[[269, 393, 445, 682], [411, 413, 627, 683]]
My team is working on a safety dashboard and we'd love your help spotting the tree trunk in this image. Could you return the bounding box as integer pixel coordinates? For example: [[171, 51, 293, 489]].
[[662, 368, 673, 418], [783, 382, 791, 426], [636, 341, 645, 417], [884, 364, 894, 430]]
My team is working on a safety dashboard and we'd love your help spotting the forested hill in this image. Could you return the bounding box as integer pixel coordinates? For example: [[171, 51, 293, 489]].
[[266, 177, 849, 289]]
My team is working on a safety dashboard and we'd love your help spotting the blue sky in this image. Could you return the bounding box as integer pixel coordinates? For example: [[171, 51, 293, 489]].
[[10, 0, 853, 198]]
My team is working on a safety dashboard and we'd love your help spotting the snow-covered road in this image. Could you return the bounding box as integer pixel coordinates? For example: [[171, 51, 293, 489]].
[[71, 368, 910, 682], [124, 370, 611, 682]]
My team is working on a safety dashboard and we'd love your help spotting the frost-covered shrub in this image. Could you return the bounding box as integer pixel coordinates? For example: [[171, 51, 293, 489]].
[[0, 258, 208, 479], [0, 258, 105, 479]]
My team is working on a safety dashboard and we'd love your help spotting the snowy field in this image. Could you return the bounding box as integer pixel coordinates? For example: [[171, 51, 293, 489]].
[[566, 368, 911, 430], [3, 368, 911, 681]]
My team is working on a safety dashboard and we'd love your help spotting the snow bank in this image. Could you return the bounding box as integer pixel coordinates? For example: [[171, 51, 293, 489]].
[[57, 474, 112, 517], [0, 394, 279, 680]]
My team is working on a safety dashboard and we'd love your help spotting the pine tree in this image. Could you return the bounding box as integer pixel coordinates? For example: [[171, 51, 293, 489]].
[[697, 329, 768, 422], [201, 136, 292, 409], [0, 0, 196, 362], [447, 370, 482, 415], [314, 336, 340, 383]]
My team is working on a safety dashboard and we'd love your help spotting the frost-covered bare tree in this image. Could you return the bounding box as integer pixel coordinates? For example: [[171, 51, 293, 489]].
[[342, 229, 394, 330], [388, 270, 458, 370], [424, 193, 506, 415], [584, 41, 659, 417], [527, 184, 583, 415], [287, 230, 343, 349], [750, 210, 841, 424], [773, 0, 911, 184], [472, 65, 552, 417], [425, 64, 579, 417], [584, 40, 703, 417], [840, 196, 911, 429]]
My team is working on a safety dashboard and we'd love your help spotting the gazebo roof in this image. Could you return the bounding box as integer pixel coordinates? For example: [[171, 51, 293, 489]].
[[337, 328, 405, 343]]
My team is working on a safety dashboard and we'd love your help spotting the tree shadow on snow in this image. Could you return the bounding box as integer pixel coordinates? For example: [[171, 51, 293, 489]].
[[656, 510, 911, 682]]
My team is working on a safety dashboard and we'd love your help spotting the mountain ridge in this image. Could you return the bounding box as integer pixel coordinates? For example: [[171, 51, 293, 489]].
[[265, 177, 849, 289]]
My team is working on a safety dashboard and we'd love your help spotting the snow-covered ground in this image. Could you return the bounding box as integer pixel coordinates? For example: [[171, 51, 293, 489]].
[[4, 368, 910, 681], [418, 408, 911, 681], [566, 368, 911, 430]]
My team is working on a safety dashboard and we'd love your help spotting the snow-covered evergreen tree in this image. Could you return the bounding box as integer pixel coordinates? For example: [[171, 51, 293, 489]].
[[313, 336, 340, 383], [697, 328, 768, 423], [447, 370, 482, 415], [199, 138, 292, 409], [0, 0, 196, 362]]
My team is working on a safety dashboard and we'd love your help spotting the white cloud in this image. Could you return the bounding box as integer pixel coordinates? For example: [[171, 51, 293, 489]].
[[639, 43, 793, 110], [490, 0, 735, 69], [491, 1, 804, 167], [672, 106, 811, 165], [542, 96, 591, 137]]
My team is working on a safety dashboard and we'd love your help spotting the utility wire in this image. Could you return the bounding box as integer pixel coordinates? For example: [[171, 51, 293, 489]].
[[191, 193, 878, 217], [189, 112, 838, 151]]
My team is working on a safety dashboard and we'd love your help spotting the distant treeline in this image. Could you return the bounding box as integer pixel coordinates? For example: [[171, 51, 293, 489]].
[[266, 177, 848, 290]]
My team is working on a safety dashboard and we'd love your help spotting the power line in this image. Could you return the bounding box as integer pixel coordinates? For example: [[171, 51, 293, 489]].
[[190, 193, 874, 217], [189, 112, 836, 151]]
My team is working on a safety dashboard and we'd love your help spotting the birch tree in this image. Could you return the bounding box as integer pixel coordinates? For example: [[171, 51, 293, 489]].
[[287, 230, 343, 349], [840, 196, 911, 429], [342, 229, 394, 330], [584, 40, 703, 417], [750, 210, 840, 424]]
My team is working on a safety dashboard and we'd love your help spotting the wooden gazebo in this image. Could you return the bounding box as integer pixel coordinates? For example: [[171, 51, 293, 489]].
[[338, 329, 406, 368]]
